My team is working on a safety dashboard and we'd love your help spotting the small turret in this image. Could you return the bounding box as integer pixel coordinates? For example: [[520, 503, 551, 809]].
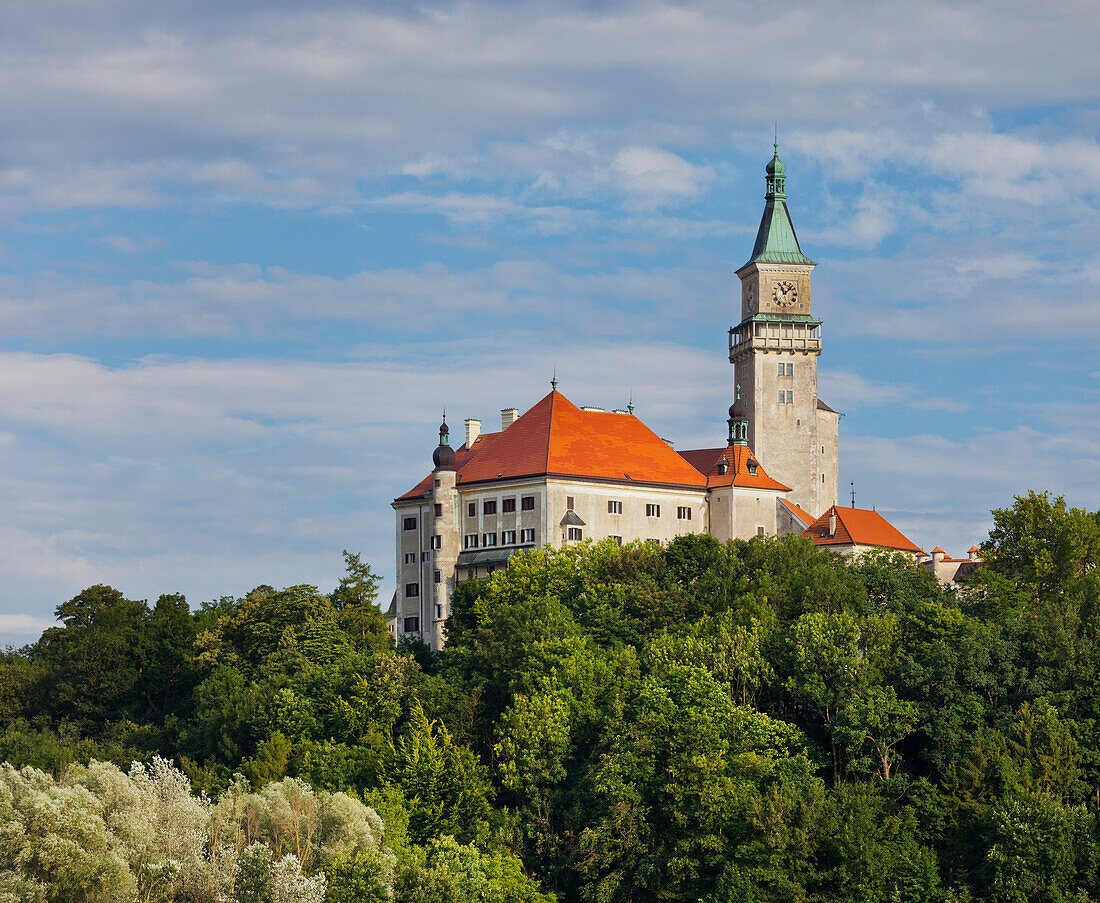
[[765, 138, 787, 198], [728, 386, 749, 446], [432, 416, 456, 471]]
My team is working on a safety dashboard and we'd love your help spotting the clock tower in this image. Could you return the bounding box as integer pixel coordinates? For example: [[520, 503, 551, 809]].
[[728, 144, 838, 515]]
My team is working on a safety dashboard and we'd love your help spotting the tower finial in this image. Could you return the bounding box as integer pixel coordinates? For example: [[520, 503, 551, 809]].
[[774, 121, 778, 154], [551, 370, 558, 391], [627, 391, 635, 415]]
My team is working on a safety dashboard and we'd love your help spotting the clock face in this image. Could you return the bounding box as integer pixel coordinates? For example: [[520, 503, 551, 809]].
[[773, 280, 797, 308], [745, 283, 756, 310]]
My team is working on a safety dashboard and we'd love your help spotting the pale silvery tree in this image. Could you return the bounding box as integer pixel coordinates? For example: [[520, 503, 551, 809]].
[[271, 853, 326, 903], [214, 774, 394, 898], [0, 762, 136, 902], [69, 757, 215, 902]]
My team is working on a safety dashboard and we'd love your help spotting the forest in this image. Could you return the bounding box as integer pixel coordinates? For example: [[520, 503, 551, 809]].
[[2, 490, 1100, 902]]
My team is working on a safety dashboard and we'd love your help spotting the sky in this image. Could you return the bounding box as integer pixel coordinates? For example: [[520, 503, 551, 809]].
[[2, 0, 1100, 643]]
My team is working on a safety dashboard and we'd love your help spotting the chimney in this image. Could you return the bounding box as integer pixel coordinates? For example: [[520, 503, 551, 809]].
[[828, 510, 837, 537], [662, 438, 675, 450], [465, 418, 481, 448], [501, 408, 519, 430]]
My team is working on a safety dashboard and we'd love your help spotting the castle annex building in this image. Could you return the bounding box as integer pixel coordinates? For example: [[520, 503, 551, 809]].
[[391, 146, 919, 650]]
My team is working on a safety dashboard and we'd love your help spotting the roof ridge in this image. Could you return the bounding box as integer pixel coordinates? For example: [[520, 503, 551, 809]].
[[543, 390, 555, 475]]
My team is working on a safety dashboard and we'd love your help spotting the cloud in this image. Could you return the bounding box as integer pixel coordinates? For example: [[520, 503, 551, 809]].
[[99, 233, 167, 254], [0, 1, 1098, 213], [367, 192, 583, 232], [0, 258, 728, 342], [610, 146, 713, 205], [0, 614, 57, 634]]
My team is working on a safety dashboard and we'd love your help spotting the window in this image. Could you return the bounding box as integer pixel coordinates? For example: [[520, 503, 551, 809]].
[[778, 390, 794, 404], [433, 570, 441, 584], [483, 500, 497, 515], [747, 458, 758, 476], [610, 535, 623, 546], [787, 391, 794, 404], [677, 506, 692, 520], [434, 503, 442, 516], [483, 532, 497, 547], [503, 497, 516, 513], [646, 504, 661, 517], [521, 495, 535, 511], [502, 530, 516, 545], [567, 527, 583, 541], [822, 473, 825, 482], [608, 500, 622, 514], [757, 526, 765, 536], [403, 617, 419, 633], [404, 552, 415, 564], [567, 496, 575, 510], [464, 534, 479, 549], [468, 502, 476, 517], [434, 604, 442, 619], [778, 362, 793, 376], [434, 478, 440, 487], [520, 528, 535, 543], [403, 516, 417, 531], [421, 551, 430, 562], [431, 534, 441, 549], [405, 583, 419, 598], [788, 363, 794, 376]]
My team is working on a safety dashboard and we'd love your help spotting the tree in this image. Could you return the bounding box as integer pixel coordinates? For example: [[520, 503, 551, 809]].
[[331, 551, 390, 651], [34, 585, 151, 726], [383, 702, 493, 846], [834, 685, 918, 781], [985, 491, 1100, 599]]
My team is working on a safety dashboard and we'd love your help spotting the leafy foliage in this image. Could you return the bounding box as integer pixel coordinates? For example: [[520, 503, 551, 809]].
[[6, 493, 1100, 901]]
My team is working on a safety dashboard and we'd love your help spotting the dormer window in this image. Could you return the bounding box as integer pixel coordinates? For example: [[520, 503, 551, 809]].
[[717, 460, 729, 475], [747, 459, 759, 476]]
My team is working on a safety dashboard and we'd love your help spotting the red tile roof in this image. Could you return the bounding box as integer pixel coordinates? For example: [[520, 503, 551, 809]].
[[779, 497, 816, 526], [802, 505, 920, 553], [679, 444, 791, 492], [396, 390, 707, 501]]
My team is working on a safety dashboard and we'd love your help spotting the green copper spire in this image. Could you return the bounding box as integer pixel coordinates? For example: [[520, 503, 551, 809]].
[[743, 141, 816, 268]]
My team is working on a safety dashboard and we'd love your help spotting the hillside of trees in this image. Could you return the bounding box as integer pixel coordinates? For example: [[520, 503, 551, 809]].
[[3, 490, 1100, 901]]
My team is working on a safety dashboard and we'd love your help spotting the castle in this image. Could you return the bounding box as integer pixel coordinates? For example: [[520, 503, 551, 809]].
[[390, 145, 923, 650]]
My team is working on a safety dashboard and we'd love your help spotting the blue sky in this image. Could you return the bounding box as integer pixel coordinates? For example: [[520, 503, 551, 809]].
[[2, 0, 1099, 642]]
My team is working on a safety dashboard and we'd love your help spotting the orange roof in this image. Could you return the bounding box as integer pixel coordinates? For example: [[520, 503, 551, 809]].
[[679, 444, 791, 492], [930, 546, 946, 554], [396, 390, 707, 501], [968, 545, 980, 553], [779, 497, 816, 526], [802, 505, 921, 553]]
